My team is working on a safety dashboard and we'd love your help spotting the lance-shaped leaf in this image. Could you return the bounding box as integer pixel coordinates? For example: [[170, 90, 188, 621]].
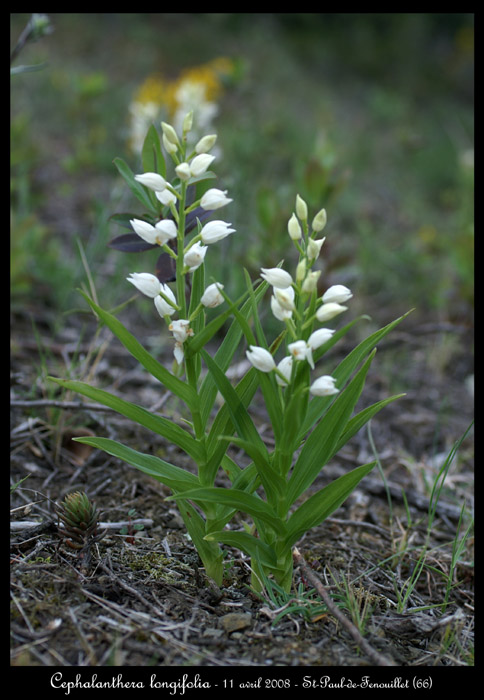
[[108, 232, 159, 253], [49, 378, 204, 463], [113, 157, 157, 213], [72, 437, 224, 583], [176, 500, 224, 584], [202, 369, 261, 488], [300, 310, 413, 438], [167, 486, 285, 533], [329, 393, 405, 460], [198, 278, 270, 426], [78, 290, 198, 411], [201, 348, 271, 466], [287, 349, 376, 506], [72, 436, 199, 492], [141, 124, 166, 178], [218, 434, 286, 505], [284, 461, 376, 550], [204, 529, 285, 573]]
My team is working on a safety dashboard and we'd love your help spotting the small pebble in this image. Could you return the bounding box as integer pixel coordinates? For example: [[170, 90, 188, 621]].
[[220, 612, 252, 634]]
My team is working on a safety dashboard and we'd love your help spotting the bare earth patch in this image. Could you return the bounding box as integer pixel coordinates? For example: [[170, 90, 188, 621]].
[[10, 307, 474, 676]]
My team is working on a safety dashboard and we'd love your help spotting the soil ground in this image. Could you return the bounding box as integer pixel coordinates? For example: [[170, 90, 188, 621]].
[[10, 302, 474, 673]]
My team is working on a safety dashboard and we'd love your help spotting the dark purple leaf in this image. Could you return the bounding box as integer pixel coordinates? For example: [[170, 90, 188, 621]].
[[155, 252, 177, 283], [107, 185, 218, 286], [185, 206, 212, 233], [108, 233, 157, 253]]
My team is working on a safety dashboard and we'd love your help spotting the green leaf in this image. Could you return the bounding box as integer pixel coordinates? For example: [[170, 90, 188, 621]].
[[300, 310, 413, 438], [218, 434, 286, 505], [204, 529, 285, 572], [73, 439, 223, 583], [186, 171, 217, 186], [284, 461, 376, 549], [78, 290, 198, 411], [330, 393, 405, 459], [287, 349, 376, 506], [168, 486, 285, 533], [141, 124, 166, 177], [202, 368, 260, 486], [201, 329, 285, 488], [113, 157, 157, 213], [201, 349, 271, 465], [184, 286, 252, 359], [72, 436, 199, 492], [277, 361, 311, 474], [197, 279, 269, 427], [49, 378, 204, 463], [176, 501, 224, 584]]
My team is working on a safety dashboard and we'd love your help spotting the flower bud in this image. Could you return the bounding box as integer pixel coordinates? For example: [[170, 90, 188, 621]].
[[154, 285, 177, 317], [316, 302, 348, 322], [163, 133, 178, 154], [273, 286, 295, 311], [307, 328, 334, 350], [195, 134, 217, 154], [260, 267, 293, 289], [275, 356, 294, 386], [307, 236, 326, 260], [134, 172, 166, 191], [200, 188, 232, 210], [130, 218, 158, 244], [184, 241, 207, 271], [173, 341, 184, 365], [271, 295, 292, 321], [127, 272, 161, 298], [201, 282, 224, 308], [296, 259, 307, 283], [175, 162, 191, 181], [301, 270, 321, 293], [288, 213, 302, 241], [190, 153, 215, 177], [156, 187, 177, 206], [154, 219, 178, 244], [295, 194, 308, 221], [322, 284, 353, 304], [200, 220, 235, 244], [312, 207, 327, 232], [309, 375, 339, 397], [161, 121, 180, 147], [183, 110, 193, 134], [246, 346, 276, 372]]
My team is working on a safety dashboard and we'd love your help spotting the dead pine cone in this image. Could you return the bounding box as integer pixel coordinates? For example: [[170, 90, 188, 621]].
[[56, 491, 99, 551]]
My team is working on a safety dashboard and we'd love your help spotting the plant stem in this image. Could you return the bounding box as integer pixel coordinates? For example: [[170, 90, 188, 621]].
[[176, 181, 188, 319]]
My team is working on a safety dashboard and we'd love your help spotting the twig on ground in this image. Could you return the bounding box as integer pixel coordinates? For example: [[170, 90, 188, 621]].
[[11, 399, 118, 412], [293, 547, 397, 667], [11, 518, 153, 532]]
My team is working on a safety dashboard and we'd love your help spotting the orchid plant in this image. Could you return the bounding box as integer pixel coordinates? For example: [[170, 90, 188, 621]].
[[50, 111, 409, 592]]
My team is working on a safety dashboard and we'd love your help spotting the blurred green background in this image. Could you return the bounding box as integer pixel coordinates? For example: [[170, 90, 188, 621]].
[[11, 13, 474, 329]]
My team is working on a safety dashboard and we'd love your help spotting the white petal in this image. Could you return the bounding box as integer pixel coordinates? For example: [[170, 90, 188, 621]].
[[260, 268, 293, 289], [322, 285, 353, 304]]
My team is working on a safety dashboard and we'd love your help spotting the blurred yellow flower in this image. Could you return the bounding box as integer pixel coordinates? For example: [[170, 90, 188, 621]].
[[128, 57, 236, 153]]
